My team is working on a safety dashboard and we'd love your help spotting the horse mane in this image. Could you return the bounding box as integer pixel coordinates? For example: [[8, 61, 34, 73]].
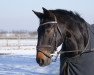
[[49, 9, 86, 24]]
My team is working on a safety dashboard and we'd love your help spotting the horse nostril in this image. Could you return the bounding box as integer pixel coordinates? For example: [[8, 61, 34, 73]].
[[37, 58, 44, 66]]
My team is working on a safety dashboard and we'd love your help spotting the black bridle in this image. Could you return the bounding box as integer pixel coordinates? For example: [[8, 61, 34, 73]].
[[37, 16, 62, 60]]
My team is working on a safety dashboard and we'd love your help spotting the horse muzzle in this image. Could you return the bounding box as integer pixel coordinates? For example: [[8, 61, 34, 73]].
[[36, 51, 52, 67]]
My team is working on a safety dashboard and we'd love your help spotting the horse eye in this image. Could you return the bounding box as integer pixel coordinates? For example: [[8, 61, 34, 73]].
[[46, 29, 50, 33]]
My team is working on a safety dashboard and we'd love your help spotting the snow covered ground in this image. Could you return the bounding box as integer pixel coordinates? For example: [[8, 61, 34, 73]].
[[0, 55, 60, 75], [0, 39, 60, 75]]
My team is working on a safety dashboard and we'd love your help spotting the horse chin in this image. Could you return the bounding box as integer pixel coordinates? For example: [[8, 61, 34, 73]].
[[38, 58, 52, 67]]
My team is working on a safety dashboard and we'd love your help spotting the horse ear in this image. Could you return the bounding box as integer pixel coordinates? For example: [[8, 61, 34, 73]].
[[42, 7, 49, 14], [32, 10, 43, 19], [42, 7, 54, 19]]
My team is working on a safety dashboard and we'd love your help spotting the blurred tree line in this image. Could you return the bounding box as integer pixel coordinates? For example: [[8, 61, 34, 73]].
[[0, 30, 37, 39]]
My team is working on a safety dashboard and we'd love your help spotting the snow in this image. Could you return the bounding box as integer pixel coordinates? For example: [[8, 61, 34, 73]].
[[0, 55, 60, 75], [0, 39, 60, 75]]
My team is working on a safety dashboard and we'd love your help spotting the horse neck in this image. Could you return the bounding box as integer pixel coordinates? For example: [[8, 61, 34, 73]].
[[60, 23, 89, 57]]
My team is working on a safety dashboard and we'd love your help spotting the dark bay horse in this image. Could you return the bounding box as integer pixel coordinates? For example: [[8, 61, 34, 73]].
[[33, 8, 94, 75]]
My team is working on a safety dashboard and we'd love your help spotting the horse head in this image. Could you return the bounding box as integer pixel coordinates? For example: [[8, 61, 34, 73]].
[[33, 8, 89, 67]]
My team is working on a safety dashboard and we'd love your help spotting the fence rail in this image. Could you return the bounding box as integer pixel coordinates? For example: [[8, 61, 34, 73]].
[[0, 39, 37, 51], [0, 39, 37, 46]]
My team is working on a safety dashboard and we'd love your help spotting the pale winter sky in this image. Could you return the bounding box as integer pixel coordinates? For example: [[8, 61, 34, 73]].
[[0, 0, 94, 31]]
